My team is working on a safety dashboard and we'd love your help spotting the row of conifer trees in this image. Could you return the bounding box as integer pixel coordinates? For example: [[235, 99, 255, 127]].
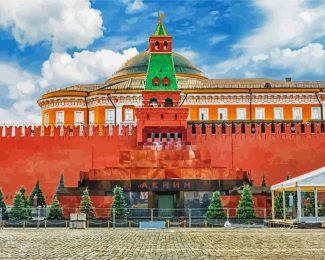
[[0, 182, 127, 221], [0, 180, 93, 220], [1, 181, 268, 221]]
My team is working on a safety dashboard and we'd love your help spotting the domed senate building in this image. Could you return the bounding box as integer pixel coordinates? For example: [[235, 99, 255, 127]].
[[38, 16, 325, 130]]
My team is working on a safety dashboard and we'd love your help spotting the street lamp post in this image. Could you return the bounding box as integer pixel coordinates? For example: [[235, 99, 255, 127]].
[[33, 195, 37, 207], [37, 206, 41, 229]]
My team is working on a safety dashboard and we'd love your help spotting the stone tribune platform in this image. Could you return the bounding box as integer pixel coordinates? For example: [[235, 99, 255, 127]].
[[0, 228, 324, 259]]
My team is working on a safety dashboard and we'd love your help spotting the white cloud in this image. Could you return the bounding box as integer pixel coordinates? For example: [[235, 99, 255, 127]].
[[209, 35, 228, 46], [40, 48, 139, 88], [0, 63, 37, 100], [252, 54, 269, 62], [0, 0, 103, 51], [0, 63, 41, 124], [0, 45, 140, 123], [118, 0, 146, 13], [205, 43, 325, 79], [0, 104, 40, 124], [175, 47, 200, 63], [267, 43, 325, 76], [104, 35, 147, 51], [207, 0, 325, 78], [126, 0, 146, 13]]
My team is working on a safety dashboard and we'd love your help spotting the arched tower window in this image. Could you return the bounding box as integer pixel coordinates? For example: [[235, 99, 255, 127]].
[[162, 77, 170, 87], [163, 41, 168, 50], [149, 97, 158, 107], [152, 77, 160, 86], [155, 41, 160, 50], [164, 98, 173, 107]]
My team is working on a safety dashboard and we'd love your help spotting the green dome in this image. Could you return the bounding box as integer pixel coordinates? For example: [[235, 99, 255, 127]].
[[112, 50, 205, 78]]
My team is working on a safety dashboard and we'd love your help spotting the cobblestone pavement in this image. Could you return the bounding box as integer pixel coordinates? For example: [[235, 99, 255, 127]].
[[0, 228, 325, 260]]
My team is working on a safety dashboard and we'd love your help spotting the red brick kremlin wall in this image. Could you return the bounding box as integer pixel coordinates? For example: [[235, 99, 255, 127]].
[[0, 123, 324, 205]]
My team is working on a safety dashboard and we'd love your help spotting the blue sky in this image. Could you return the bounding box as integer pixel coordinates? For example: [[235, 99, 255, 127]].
[[0, 0, 325, 123]]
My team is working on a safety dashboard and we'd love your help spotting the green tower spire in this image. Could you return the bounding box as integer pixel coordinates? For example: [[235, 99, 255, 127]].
[[145, 13, 178, 91]]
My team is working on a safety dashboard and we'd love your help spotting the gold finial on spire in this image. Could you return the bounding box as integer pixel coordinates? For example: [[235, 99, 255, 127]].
[[158, 12, 165, 23]]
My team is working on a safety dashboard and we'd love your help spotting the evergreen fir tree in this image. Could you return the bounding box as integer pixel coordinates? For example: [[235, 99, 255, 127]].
[[28, 180, 46, 207], [79, 188, 96, 219], [261, 176, 266, 187], [206, 191, 226, 219], [111, 186, 129, 220], [9, 186, 31, 220], [0, 189, 7, 220], [57, 173, 64, 192], [47, 195, 64, 220], [274, 192, 284, 219], [19, 186, 30, 209], [236, 185, 256, 219]]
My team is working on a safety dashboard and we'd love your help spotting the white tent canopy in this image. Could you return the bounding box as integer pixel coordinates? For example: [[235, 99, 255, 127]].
[[271, 166, 325, 190], [271, 166, 325, 223]]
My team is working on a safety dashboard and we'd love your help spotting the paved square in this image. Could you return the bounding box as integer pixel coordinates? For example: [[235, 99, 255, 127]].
[[0, 228, 325, 259]]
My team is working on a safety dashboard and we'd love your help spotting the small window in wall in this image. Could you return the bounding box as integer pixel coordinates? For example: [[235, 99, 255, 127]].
[[89, 110, 95, 125], [311, 107, 321, 120], [125, 109, 133, 122], [192, 124, 196, 135], [281, 122, 285, 133], [236, 108, 246, 120], [251, 123, 256, 134], [202, 123, 206, 135], [154, 41, 160, 50], [162, 77, 170, 86], [212, 123, 216, 134], [56, 111, 64, 125], [221, 123, 226, 134], [274, 107, 284, 120], [105, 109, 115, 124], [163, 41, 168, 50], [74, 111, 84, 125], [218, 108, 227, 120], [311, 122, 315, 133], [241, 123, 245, 134], [255, 108, 265, 120], [152, 77, 160, 86], [44, 113, 49, 126], [301, 123, 305, 133], [292, 107, 302, 120], [199, 108, 209, 120]]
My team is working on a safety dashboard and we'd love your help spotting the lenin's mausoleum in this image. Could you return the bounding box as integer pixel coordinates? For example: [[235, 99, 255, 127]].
[[1, 17, 325, 212]]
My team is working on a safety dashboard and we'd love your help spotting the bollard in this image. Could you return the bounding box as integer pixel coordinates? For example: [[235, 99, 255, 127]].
[[129, 220, 131, 227], [184, 219, 186, 228], [167, 219, 170, 229], [113, 208, 116, 228], [204, 220, 207, 228], [45, 220, 47, 228], [87, 220, 89, 228], [108, 220, 110, 228], [150, 208, 154, 221], [65, 220, 68, 228], [188, 208, 192, 228], [23, 221, 25, 229]]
